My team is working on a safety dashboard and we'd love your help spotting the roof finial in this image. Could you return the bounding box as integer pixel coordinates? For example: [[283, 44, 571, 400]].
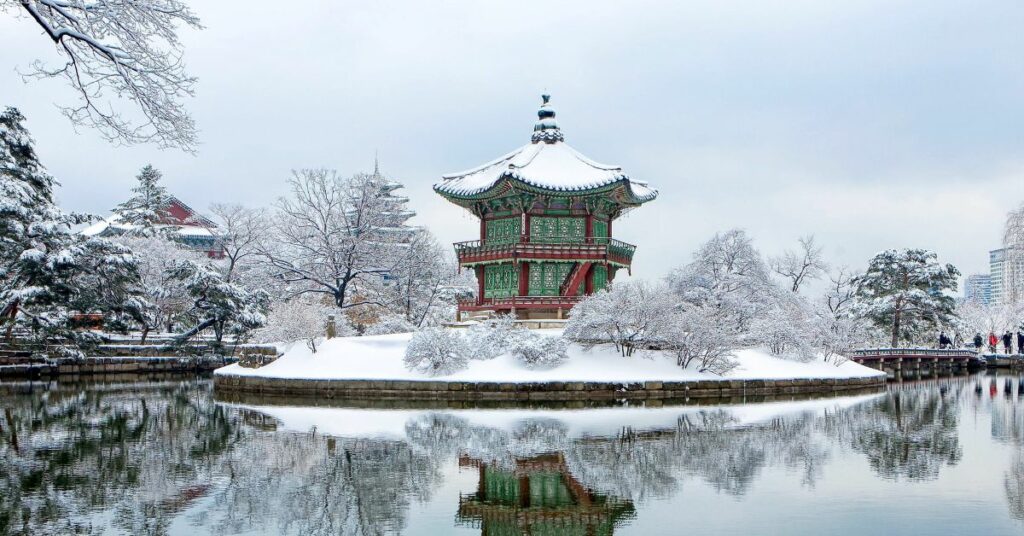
[[532, 93, 564, 144]]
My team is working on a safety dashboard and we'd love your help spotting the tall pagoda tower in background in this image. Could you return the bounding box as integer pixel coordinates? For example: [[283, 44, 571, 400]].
[[434, 95, 658, 320]]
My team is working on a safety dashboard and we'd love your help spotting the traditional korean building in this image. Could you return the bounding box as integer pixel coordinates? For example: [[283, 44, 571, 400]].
[[82, 196, 223, 258], [456, 452, 635, 535], [435, 95, 658, 320]]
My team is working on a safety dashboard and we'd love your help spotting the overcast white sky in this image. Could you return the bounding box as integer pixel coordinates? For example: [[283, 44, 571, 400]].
[[2, 0, 1023, 286]]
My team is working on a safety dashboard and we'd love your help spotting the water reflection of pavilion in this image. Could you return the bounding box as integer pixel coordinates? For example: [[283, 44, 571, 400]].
[[456, 452, 635, 535]]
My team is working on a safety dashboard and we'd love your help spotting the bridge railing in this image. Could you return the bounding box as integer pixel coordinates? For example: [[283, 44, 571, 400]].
[[849, 348, 979, 358]]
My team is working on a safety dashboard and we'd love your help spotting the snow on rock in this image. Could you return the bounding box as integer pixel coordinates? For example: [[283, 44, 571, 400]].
[[214, 329, 884, 383]]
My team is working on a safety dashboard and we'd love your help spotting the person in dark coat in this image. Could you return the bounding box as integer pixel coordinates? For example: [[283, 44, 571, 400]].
[[1017, 330, 1024, 355], [974, 332, 984, 353], [938, 332, 949, 349], [1004, 331, 1014, 354]]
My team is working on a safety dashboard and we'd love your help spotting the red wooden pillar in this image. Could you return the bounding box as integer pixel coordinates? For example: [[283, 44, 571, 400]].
[[519, 262, 530, 297], [585, 215, 593, 240], [523, 213, 531, 242], [479, 218, 486, 241], [584, 263, 594, 295]]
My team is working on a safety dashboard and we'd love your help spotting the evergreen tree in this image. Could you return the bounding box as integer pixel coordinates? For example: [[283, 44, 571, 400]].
[[853, 248, 960, 347], [0, 107, 146, 352], [170, 260, 269, 353], [114, 164, 173, 234]]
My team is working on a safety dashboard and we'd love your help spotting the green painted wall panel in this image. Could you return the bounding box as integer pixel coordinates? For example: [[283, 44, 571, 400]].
[[484, 264, 518, 298], [486, 217, 521, 244], [530, 217, 585, 243]]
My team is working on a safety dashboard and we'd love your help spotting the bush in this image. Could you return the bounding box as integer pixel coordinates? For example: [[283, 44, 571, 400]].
[[665, 305, 738, 375], [465, 315, 526, 360], [511, 332, 569, 369], [403, 328, 469, 376]]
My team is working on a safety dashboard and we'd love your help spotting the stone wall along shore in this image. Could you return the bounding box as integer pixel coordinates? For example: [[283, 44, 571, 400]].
[[213, 374, 885, 401]]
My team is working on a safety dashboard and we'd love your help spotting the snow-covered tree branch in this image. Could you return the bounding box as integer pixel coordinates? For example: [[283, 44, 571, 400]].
[[770, 234, 828, 293], [7, 0, 202, 151]]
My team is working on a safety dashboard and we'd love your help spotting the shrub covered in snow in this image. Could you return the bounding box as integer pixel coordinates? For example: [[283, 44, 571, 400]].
[[511, 332, 569, 369], [403, 328, 469, 376], [365, 313, 416, 336], [663, 305, 738, 375], [255, 298, 345, 353], [564, 281, 677, 357], [465, 315, 526, 360]]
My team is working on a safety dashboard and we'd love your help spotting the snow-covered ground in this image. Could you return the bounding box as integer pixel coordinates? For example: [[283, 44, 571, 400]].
[[214, 330, 884, 382]]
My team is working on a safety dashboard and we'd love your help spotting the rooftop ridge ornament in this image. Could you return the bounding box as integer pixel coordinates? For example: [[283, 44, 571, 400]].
[[531, 93, 564, 144]]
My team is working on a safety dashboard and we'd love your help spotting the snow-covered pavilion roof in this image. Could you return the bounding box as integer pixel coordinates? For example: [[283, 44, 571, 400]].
[[434, 95, 657, 203]]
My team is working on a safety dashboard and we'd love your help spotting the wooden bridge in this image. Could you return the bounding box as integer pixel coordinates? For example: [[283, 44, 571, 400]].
[[848, 348, 985, 380]]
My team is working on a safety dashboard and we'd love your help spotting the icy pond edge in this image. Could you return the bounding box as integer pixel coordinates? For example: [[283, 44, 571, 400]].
[[212, 373, 886, 401]]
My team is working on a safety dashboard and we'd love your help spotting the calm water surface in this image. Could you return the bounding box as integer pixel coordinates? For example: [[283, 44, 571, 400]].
[[2, 374, 1024, 535]]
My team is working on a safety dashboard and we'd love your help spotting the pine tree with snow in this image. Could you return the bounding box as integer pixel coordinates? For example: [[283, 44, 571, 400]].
[[0, 107, 147, 351], [853, 248, 960, 347], [170, 260, 269, 353], [113, 164, 174, 235]]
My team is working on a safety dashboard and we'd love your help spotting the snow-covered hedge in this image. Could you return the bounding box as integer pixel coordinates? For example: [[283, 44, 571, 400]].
[[403, 327, 469, 376], [465, 315, 525, 360], [511, 333, 569, 369]]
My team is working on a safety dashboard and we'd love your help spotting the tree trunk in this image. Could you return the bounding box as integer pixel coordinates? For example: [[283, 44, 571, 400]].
[[891, 308, 901, 348]]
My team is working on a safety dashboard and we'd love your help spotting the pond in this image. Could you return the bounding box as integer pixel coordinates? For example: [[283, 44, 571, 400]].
[[2, 374, 1024, 535]]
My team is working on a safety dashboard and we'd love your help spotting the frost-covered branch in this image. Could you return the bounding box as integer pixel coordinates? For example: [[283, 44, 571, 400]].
[[771, 234, 828, 293], [9, 0, 202, 151]]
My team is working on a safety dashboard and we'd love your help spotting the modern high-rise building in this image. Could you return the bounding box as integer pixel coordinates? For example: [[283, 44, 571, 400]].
[[964, 274, 991, 304], [990, 248, 1006, 304]]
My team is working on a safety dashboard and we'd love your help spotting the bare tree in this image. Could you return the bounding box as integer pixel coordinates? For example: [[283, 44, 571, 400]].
[[770, 234, 828, 293], [260, 169, 415, 311], [824, 266, 857, 317], [209, 203, 268, 283], [380, 229, 457, 327], [8, 0, 202, 151]]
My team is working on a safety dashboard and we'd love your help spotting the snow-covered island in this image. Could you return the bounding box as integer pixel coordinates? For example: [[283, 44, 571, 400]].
[[214, 327, 885, 400]]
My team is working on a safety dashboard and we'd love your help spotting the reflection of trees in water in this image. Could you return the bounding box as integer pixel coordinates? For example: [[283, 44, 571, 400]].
[[1007, 454, 1024, 521], [201, 432, 443, 536], [0, 380, 237, 535], [403, 409, 830, 501], [0, 382, 442, 536], [824, 387, 962, 482], [0, 379, 994, 535]]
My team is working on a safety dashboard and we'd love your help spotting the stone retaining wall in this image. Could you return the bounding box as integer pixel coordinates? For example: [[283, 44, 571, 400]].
[[213, 374, 886, 401], [1, 357, 233, 378]]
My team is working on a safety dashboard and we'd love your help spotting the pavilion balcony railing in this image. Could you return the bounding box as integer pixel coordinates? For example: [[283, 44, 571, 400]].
[[453, 236, 636, 266], [458, 295, 583, 310]]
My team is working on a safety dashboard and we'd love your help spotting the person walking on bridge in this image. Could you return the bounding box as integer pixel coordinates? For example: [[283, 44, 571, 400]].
[[974, 333, 984, 353], [1003, 331, 1013, 354], [1017, 329, 1024, 355], [989, 331, 999, 354]]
